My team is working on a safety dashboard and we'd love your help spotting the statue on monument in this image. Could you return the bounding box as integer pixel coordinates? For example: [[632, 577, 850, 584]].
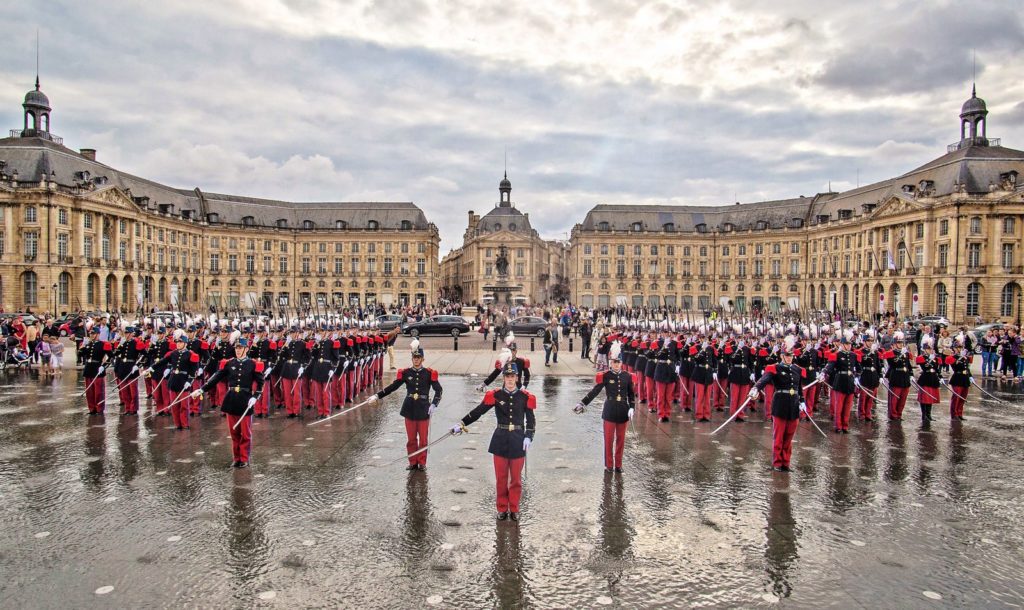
[[495, 245, 510, 278]]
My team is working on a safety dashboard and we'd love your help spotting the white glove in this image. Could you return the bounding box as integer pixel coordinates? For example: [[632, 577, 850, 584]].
[[97, 366, 105, 375], [475, 383, 486, 392], [264, 368, 273, 379], [747, 387, 759, 399], [701, 341, 709, 350], [799, 402, 808, 413], [297, 366, 305, 376], [628, 408, 634, 420], [428, 403, 437, 416], [674, 365, 680, 375], [163, 368, 171, 377], [750, 373, 755, 383], [573, 402, 585, 414], [854, 377, 861, 387], [189, 389, 203, 399], [713, 372, 718, 381], [450, 424, 464, 435], [817, 372, 826, 382], [523, 437, 532, 452], [247, 397, 257, 409], [900, 347, 908, 356], [130, 365, 139, 374], [369, 394, 381, 405]]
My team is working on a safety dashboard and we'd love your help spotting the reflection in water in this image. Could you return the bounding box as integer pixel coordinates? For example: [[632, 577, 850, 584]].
[[398, 473, 437, 563], [491, 523, 527, 608], [116, 420, 141, 483], [83, 417, 106, 490], [948, 423, 968, 467], [598, 472, 633, 560], [225, 480, 270, 586], [826, 437, 854, 512], [916, 430, 939, 489], [883, 425, 908, 483], [765, 481, 799, 598]]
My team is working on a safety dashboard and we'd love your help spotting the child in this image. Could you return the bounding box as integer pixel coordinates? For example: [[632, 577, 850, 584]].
[[49, 337, 64, 377], [36, 338, 51, 376]]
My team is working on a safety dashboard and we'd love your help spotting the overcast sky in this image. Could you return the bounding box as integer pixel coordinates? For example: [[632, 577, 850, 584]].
[[3, 1, 1023, 254]]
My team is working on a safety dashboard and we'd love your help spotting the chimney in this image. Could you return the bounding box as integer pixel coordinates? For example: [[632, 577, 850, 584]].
[[80, 148, 97, 161]]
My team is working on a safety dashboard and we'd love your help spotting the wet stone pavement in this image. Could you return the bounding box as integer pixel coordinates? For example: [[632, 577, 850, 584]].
[[0, 369, 1023, 608]]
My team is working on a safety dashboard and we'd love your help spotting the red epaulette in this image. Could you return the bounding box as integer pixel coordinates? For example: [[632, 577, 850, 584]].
[[430, 369, 438, 381], [595, 372, 604, 384], [525, 391, 537, 410], [333, 340, 341, 348], [255, 361, 265, 373], [522, 358, 530, 368], [396, 369, 404, 380], [483, 390, 496, 405], [916, 356, 926, 364], [765, 364, 777, 374], [219, 359, 229, 370], [190, 352, 200, 363]]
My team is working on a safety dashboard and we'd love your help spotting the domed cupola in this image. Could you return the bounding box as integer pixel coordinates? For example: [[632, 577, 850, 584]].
[[958, 84, 989, 148]]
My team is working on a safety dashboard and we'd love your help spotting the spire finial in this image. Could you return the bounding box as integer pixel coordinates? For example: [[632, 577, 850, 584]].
[[35, 28, 40, 90], [972, 82, 976, 98]]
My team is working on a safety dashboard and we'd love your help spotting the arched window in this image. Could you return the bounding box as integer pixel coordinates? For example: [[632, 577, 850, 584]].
[[58, 272, 71, 306], [508, 223, 517, 232], [303, 220, 315, 230], [242, 216, 255, 226], [22, 271, 37, 306], [598, 221, 610, 231], [1000, 283, 1018, 318], [207, 213, 219, 224], [663, 223, 675, 232], [493, 223, 501, 232], [367, 220, 379, 230], [400, 220, 412, 230], [841, 284, 849, 309], [335, 220, 347, 229], [755, 221, 768, 230], [276, 219, 288, 228], [966, 282, 981, 317], [631, 222, 642, 231]]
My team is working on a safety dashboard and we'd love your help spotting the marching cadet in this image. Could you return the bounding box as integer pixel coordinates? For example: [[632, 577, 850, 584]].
[[820, 331, 860, 434], [476, 334, 531, 391], [112, 327, 146, 416], [81, 326, 113, 415], [880, 332, 913, 421], [279, 326, 312, 418], [748, 336, 807, 472], [651, 331, 678, 422], [915, 339, 942, 426], [309, 326, 340, 419], [712, 338, 730, 412], [632, 335, 649, 407], [574, 341, 635, 472], [726, 338, 756, 422], [185, 325, 209, 416], [947, 341, 973, 420], [795, 339, 822, 420], [676, 335, 694, 413], [689, 338, 716, 422], [371, 340, 443, 471], [856, 334, 882, 422], [192, 338, 265, 468], [145, 334, 201, 430], [451, 362, 536, 521], [250, 326, 276, 418]]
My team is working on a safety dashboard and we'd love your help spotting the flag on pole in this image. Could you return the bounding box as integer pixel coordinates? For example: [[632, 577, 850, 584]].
[[886, 250, 896, 271], [912, 293, 920, 316], [878, 293, 885, 314]]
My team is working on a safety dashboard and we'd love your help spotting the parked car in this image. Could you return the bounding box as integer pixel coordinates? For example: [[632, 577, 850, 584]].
[[507, 316, 548, 337], [402, 315, 470, 337], [0, 313, 39, 326], [969, 323, 1005, 350], [914, 315, 950, 327], [376, 314, 403, 332]]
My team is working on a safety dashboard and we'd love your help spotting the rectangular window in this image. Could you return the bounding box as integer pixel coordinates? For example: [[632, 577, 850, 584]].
[[158, 229, 165, 242], [157, 248, 165, 266], [318, 243, 326, 254], [228, 254, 238, 272], [263, 256, 272, 273], [720, 261, 730, 276], [722, 246, 729, 256], [755, 244, 764, 255], [280, 257, 289, 274], [281, 242, 289, 253], [617, 245, 625, 256], [699, 246, 707, 257], [666, 261, 675, 275], [302, 243, 310, 254], [516, 262, 525, 276], [939, 219, 948, 236], [58, 208, 68, 225], [1003, 217, 1015, 235], [246, 254, 256, 273], [25, 206, 37, 223], [616, 260, 626, 276], [335, 258, 343, 274], [384, 257, 393, 275], [634, 245, 641, 256], [302, 258, 311, 274], [970, 217, 982, 234], [753, 260, 764, 276], [318, 257, 327, 273], [600, 244, 609, 255], [83, 236, 93, 259], [633, 260, 642, 277], [350, 257, 359, 273], [417, 258, 426, 274], [967, 243, 981, 268], [84, 213, 93, 229], [698, 261, 707, 276], [789, 260, 799, 275], [264, 240, 272, 251], [914, 246, 923, 269], [915, 223, 924, 239], [584, 244, 592, 255], [57, 233, 68, 258], [772, 259, 782, 275], [882, 228, 889, 242], [937, 244, 948, 269], [1002, 243, 1014, 270], [210, 253, 220, 271]]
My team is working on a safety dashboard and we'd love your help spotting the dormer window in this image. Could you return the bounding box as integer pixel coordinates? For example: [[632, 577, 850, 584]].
[[508, 223, 516, 232], [598, 221, 610, 231], [242, 216, 255, 227], [206, 213, 219, 224], [303, 220, 315, 230], [181, 209, 193, 220], [816, 214, 829, 224], [755, 220, 768, 230], [400, 220, 413, 231], [276, 218, 288, 228], [918, 180, 934, 192], [790, 218, 803, 228], [663, 222, 675, 232], [861, 203, 876, 213], [901, 184, 916, 194], [158, 204, 174, 215], [493, 223, 501, 232], [838, 209, 852, 220], [367, 220, 379, 230], [335, 220, 347, 229], [722, 222, 734, 232], [695, 223, 707, 234], [631, 222, 643, 232]]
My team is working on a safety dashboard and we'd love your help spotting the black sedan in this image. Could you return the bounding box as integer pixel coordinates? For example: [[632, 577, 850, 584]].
[[402, 315, 471, 337], [508, 316, 548, 337]]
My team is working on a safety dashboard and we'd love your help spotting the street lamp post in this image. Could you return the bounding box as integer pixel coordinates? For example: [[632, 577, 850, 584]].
[[1017, 289, 1021, 326], [51, 283, 57, 317]]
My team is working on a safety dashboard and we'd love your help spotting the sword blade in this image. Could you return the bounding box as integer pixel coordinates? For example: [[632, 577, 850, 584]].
[[382, 430, 454, 466], [307, 396, 375, 426], [710, 394, 754, 435]]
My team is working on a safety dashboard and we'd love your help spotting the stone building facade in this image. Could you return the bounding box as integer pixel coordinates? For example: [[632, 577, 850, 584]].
[[569, 88, 1024, 325], [0, 81, 440, 314], [439, 175, 568, 305]]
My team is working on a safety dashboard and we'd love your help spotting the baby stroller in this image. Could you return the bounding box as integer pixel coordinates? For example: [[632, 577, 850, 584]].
[[1, 336, 31, 370]]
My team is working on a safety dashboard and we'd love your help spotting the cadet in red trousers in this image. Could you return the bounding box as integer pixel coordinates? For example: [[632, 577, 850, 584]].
[[880, 331, 912, 421], [372, 340, 443, 471], [81, 326, 112, 414], [451, 362, 536, 521], [749, 336, 806, 472], [947, 344, 973, 420], [915, 340, 941, 426], [145, 335, 201, 430], [820, 331, 861, 433], [574, 341, 635, 472], [193, 338, 265, 468]]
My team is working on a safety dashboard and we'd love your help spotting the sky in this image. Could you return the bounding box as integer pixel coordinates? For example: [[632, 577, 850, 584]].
[[2, 1, 1023, 256]]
